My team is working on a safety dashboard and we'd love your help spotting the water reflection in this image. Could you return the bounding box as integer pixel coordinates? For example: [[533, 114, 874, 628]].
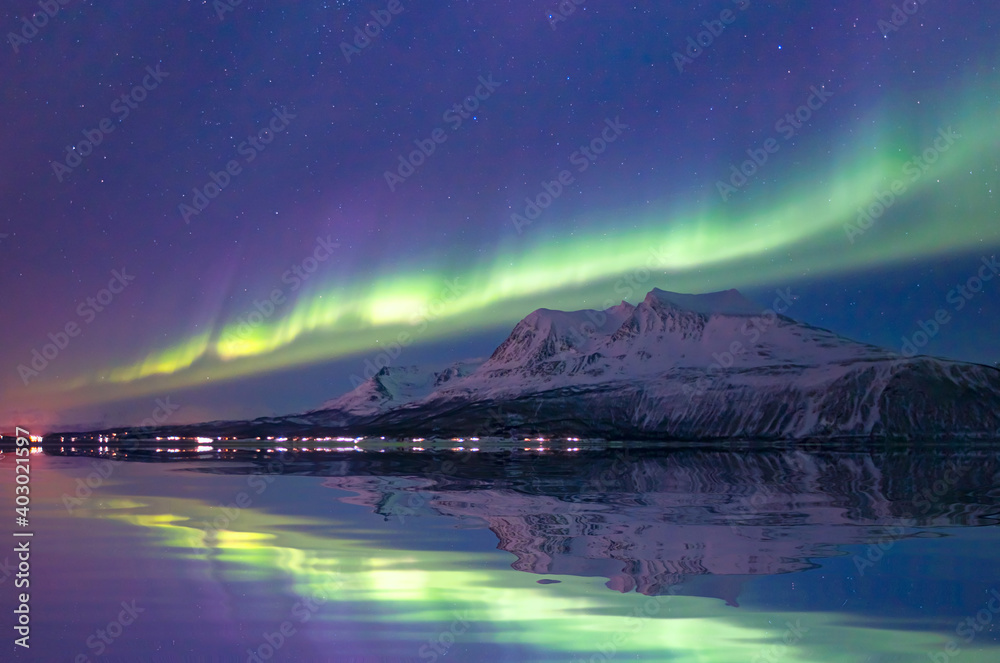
[[320, 447, 1000, 602], [10, 444, 1000, 661]]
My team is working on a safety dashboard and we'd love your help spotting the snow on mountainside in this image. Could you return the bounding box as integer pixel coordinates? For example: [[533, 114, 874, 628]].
[[308, 288, 1000, 440], [428, 287, 890, 399], [325, 450, 1000, 596], [483, 300, 635, 370], [643, 288, 764, 315], [317, 361, 482, 417]]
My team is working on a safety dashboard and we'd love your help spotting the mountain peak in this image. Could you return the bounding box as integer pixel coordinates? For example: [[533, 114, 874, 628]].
[[320, 361, 481, 415], [642, 288, 761, 316], [522, 299, 635, 333], [304, 283, 1000, 440]]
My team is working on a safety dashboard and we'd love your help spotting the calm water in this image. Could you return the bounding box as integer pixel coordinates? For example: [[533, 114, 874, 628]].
[[3, 443, 1000, 662]]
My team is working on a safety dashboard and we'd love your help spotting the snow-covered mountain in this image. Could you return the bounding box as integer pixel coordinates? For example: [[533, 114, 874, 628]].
[[324, 449, 1000, 597], [306, 287, 1000, 440], [318, 361, 481, 417]]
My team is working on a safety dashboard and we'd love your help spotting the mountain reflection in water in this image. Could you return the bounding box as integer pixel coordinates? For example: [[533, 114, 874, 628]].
[[25, 442, 1000, 662], [192, 444, 1000, 605]]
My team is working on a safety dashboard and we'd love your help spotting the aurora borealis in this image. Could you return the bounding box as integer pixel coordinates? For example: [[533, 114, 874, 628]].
[[2, 1, 999, 429], [17, 450, 1000, 661]]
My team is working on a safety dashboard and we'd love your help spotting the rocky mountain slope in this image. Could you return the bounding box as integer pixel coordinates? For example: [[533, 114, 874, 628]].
[[303, 288, 1000, 440]]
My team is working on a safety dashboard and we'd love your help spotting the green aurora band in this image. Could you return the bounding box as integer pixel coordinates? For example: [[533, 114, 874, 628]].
[[59, 486, 1000, 662], [26, 96, 1000, 408]]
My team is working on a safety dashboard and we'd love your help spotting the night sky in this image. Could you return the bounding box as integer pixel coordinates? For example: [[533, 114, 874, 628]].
[[2, 0, 998, 431]]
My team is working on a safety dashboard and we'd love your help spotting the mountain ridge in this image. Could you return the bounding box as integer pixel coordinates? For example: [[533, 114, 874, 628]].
[[51, 287, 1000, 442], [306, 287, 1000, 440]]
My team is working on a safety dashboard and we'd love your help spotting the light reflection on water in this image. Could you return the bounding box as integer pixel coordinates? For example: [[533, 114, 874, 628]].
[[4, 444, 1000, 662]]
